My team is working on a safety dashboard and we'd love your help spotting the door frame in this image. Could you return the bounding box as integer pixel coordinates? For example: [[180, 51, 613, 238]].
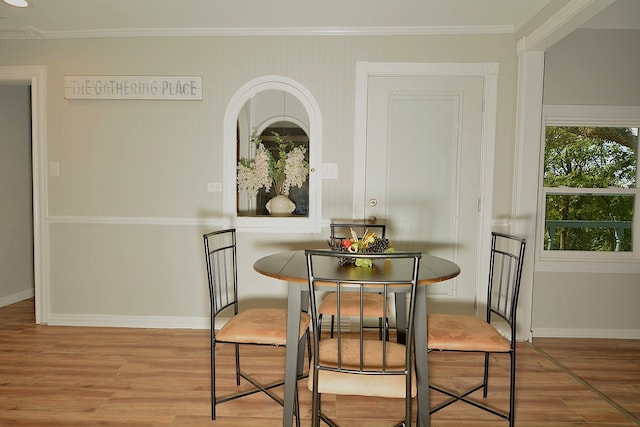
[[0, 66, 48, 324], [352, 62, 498, 316]]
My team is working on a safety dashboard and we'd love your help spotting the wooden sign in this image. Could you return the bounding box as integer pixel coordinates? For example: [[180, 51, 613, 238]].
[[64, 75, 202, 100]]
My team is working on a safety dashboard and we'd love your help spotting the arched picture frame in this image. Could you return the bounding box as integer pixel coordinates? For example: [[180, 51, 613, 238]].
[[223, 75, 323, 232]]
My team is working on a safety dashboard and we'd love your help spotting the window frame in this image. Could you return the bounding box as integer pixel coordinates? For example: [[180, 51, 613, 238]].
[[223, 76, 323, 233], [537, 105, 640, 273]]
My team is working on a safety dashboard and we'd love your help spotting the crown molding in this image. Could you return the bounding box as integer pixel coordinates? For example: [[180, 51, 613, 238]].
[[518, 0, 615, 52], [0, 24, 516, 40]]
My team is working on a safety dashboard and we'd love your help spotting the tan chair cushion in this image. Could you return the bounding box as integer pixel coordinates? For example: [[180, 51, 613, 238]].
[[308, 338, 416, 399], [319, 292, 389, 317], [427, 313, 510, 352], [216, 308, 310, 346]]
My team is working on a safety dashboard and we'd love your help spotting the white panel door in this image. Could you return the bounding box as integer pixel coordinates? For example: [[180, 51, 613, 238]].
[[365, 75, 484, 313]]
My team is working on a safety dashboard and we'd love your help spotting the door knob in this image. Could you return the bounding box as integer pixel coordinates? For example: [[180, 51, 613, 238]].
[[368, 198, 377, 207], [367, 216, 377, 224]]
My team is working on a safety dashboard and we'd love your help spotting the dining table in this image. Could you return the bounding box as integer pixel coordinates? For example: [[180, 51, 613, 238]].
[[253, 249, 460, 427]]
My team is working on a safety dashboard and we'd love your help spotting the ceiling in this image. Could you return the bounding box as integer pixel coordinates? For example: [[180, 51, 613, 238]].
[[0, 0, 636, 39]]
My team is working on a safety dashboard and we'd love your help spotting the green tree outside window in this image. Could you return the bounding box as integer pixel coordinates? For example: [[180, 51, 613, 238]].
[[544, 127, 638, 251]]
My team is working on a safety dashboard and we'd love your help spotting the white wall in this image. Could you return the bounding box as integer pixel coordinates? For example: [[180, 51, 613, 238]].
[[0, 85, 34, 306], [534, 29, 640, 338], [0, 34, 520, 327]]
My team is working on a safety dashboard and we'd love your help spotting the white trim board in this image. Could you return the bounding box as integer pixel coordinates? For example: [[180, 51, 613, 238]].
[[0, 289, 35, 309], [46, 313, 210, 329], [533, 328, 640, 340], [2, 25, 518, 40], [48, 215, 226, 227]]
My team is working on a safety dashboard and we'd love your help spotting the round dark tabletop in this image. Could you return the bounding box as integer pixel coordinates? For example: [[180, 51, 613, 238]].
[[254, 250, 460, 285]]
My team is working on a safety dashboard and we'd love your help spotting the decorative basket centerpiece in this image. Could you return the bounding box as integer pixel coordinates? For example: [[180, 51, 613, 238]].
[[328, 228, 394, 267]]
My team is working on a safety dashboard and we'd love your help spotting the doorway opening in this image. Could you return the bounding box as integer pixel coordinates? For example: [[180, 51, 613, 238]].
[[0, 66, 47, 324]]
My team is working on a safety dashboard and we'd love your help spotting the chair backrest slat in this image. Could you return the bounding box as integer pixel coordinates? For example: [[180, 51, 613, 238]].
[[306, 249, 421, 377], [487, 232, 526, 328], [204, 229, 239, 319]]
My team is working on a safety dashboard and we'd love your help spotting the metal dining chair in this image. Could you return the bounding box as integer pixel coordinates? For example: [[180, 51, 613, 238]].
[[203, 228, 310, 424], [305, 249, 422, 427], [427, 232, 526, 426], [320, 222, 389, 340]]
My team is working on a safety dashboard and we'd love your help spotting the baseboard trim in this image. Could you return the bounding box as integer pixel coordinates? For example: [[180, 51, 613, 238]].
[[0, 289, 35, 308], [46, 313, 210, 329], [533, 327, 640, 339]]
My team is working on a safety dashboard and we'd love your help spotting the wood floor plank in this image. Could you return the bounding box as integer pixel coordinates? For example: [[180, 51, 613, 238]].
[[1, 299, 638, 425]]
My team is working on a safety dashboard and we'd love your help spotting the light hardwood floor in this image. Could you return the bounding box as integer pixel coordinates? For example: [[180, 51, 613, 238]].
[[0, 299, 638, 426]]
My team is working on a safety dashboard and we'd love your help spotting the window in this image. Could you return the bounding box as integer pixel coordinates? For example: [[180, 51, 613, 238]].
[[540, 106, 640, 265], [223, 76, 323, 233]]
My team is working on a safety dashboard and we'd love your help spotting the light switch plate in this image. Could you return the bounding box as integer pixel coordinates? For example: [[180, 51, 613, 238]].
[[322, 163, 338, 179], [207, 182, 222, 192], [49, 161, 60, 177]]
